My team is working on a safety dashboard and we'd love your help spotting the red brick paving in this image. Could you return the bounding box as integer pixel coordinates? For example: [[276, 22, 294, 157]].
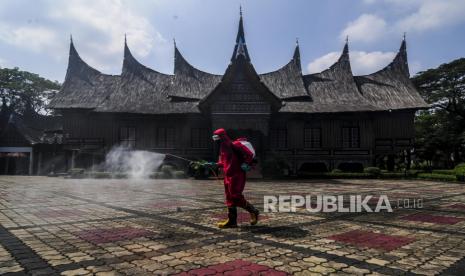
[[401, 213, 465, 225], [329, 230, 415, 251]]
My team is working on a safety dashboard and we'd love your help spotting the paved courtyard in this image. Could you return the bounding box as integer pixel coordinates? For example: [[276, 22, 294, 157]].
[[1, 176, 465, 275]]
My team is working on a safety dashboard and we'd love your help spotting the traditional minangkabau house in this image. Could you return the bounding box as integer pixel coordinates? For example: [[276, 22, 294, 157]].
[[48, 14, 428, 174]]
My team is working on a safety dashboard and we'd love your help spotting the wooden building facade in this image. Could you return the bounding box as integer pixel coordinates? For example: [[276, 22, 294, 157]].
[[48, 14, 428, 174]]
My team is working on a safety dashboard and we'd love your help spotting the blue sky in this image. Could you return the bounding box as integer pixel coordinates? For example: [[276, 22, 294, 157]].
[[0, 0, 464, 82]]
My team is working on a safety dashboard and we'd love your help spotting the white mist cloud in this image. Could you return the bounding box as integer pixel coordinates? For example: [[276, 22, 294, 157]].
[[48, 0, 169, 72], [49, 0, 163, 58], [0, 0, 169, 74], [360, 0, 465, 34], [0, 24, 58, 52], [396, 0, 465, 32], [307, 52, 340, 73], [340, 14, 387, 43], [307, 50, 396, 75]]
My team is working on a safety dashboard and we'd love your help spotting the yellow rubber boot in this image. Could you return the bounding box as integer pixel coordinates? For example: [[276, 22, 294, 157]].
[[217, 207, 237, 228]]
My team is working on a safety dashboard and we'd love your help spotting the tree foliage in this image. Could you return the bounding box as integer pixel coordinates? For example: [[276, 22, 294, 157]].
[[0, 67, 60, 115], [412, 58, 465, 167]]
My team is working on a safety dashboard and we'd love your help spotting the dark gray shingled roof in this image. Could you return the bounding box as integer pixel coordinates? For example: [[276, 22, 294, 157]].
[[48, 38, 120, 109], [50, 17, 427, 114], [354, 39, 428, 110], [94, 40, 200, 114], [289, 42, 379, 113], [167, 44, 222, 100], [1, 109, 63, 145], [259, 44, 310, 100]]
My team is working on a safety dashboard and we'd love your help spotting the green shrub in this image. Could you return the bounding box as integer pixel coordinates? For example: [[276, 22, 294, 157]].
[[172, 171, 186, 179], [331, 169, 343, 173], [90, 172, 111, 179], [455, 163, 465, 182], [261, 153, 290, 178], [160, 165, 175, 178], [364, 167, 381, 176], [327, 172, 373, 179], [417, 173, 457, 182], [406, 170, 422, 177], [150, 172, 165, 179], [189, 160, 211, 179], [113, 173, 127, 179], [298, 172, 373, 179], [69, 168, 85, 179], [431, 170, 456, 175], [380, 172, 408, 179]]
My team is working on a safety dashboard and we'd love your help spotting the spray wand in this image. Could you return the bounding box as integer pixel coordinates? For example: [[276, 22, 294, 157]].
[[164, 153, 222, 184]]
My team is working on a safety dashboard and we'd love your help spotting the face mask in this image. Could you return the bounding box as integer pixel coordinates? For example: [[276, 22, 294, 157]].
[[212, 135, 220, 141]]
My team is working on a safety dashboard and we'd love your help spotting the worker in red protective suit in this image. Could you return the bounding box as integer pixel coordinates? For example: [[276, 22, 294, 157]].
[[211, 128, 259, 228]]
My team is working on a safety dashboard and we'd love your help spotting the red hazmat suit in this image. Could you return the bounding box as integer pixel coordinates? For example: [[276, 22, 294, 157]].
[[214, 128, 254, 208]]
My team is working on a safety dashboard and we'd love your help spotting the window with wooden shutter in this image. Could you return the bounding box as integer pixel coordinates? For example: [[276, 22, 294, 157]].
[[304, 127, 322, 148], [119, 127, 136, 148], [155, 127, 176, 148], [270, 128, 287, 149], [342, 127, 359, 148], [191, 128, 209, 149]]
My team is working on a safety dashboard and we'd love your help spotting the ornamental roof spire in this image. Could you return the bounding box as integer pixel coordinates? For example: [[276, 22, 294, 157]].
[[231, 6, 251, 62]]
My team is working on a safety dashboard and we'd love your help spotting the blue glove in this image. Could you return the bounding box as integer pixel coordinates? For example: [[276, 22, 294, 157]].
[[241, 163, 251, 172], [205, 162, 217, 169]]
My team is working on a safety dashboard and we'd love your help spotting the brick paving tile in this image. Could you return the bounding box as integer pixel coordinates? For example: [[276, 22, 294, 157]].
[[1, 177, 465, 275]]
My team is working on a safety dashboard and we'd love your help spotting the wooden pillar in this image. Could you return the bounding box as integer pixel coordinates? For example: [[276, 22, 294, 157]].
[[37, 151, 42, 175], [4, 157, 9, 174], [91, 154, 95, 172], [387, 154, 395, 172], [29, 151, 34, 175], [406, 149, 411, 170], [71, 151, 76, 169]]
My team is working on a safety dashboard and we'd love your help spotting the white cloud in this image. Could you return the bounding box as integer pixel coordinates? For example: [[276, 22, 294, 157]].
[[307, 50, 396, 75], [307, 52, 341, 73], [0, 24, 58, 52], [396, 0, 465, 32], [340, 14, 387, 43], [47, 0, 169, 72], [362, 0, 465, 33], [350, 51, 396, 74], [0, 0, 168, 74]]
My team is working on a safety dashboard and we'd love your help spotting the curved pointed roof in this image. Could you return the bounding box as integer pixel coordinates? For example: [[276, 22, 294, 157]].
[[259, 44, 310, 99], [51, 29, 426, 114], [354, 38, 428, 110], [168, 44, 221, 100], [49, 38, 119, 109], [289, 41, 377, 113], [95, 41, 188, 114]]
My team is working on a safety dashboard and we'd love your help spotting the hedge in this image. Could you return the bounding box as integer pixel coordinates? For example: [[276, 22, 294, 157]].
[[364, 167, 381, 176], [417, 173, 457, 182], [455, 163, 465, 182], [431, 170, 456, 175]]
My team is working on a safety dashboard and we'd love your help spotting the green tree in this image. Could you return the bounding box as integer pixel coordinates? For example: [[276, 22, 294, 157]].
[[413, 58, 465, 167], [0, 67, 60, 115]]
